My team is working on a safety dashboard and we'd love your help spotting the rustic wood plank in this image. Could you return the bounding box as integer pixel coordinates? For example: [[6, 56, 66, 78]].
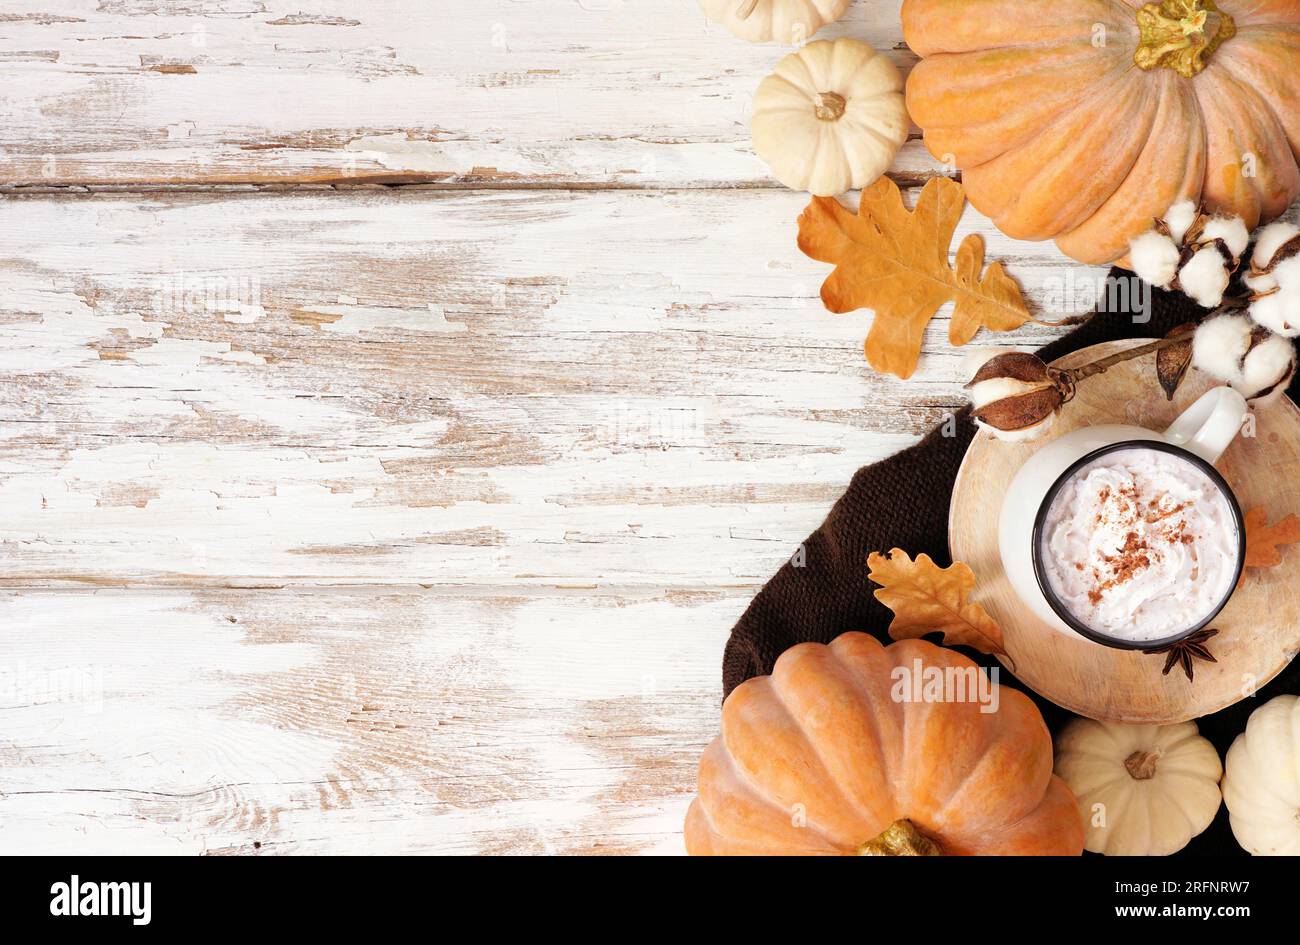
[[0, 1, 1133, 857], [0, 188, 1102, 587], [0, 586, 733, 854], [0, 0, 946, 188]]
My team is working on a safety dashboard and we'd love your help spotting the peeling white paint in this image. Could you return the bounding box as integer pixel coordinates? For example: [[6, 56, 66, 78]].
[[301, 302, 467, 335], [0, 0, 1165, 857], [0, 188, 1111, 587], [0, 2, 919, 187]]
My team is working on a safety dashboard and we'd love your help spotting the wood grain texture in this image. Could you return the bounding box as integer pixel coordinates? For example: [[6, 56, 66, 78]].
[[0, 0, 942, 190], [0, 189, 1099, 587], [0, 587, 733, 854], [0, 0, 1139, 855], [951, 341, 1300, 724]]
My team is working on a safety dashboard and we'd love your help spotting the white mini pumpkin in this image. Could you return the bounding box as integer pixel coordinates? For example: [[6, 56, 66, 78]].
[[699, 0, 850, 45], [1223, 695, 1300, 855], [1055, 718, 1222, 856], [751, 38, 909, 197]]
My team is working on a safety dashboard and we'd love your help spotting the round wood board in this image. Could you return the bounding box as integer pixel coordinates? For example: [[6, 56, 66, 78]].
[[950, 339, 1300, 724]]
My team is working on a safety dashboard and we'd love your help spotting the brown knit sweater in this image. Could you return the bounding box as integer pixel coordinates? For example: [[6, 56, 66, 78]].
[[720, 269, 1300, 856]]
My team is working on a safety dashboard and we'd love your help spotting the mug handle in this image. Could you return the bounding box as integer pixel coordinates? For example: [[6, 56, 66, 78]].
[[1163, 386, 1248, 464]]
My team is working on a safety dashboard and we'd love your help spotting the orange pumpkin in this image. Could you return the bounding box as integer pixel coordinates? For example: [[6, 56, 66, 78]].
[[902, 0, 1300, 264], [685, 634, 1084, 855]]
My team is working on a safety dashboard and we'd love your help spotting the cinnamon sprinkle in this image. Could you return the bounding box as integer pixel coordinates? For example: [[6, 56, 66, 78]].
[[1088, 530, 1152, 604], [1084, 481, 1202, 606]]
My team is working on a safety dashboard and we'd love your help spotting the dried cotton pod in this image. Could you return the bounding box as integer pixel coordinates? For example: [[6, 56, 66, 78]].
[[1192, 314, 1254, 382], [1155, 323, 1196, 400], [966, 352, 1073, 442], [1245, 222, 1300, 337], [1163, 201, 1200, 245], [1234, 332, 1296, 406], [1199, 216, 1250, 260], [1191, 314, 1296, 405], [1179, 242, 1235, 308], [1129, 230, 1181, 289], [1248, 221, 1300, 278], [1249, 290, 1300, 338], [1129, 203, 1248, 308]]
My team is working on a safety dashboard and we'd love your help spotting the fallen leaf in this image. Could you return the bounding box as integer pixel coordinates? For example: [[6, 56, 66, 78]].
[[1242, 507, 1300, 577], [798, 176, 1030, 379], [1156, 323, 1196, 401], [867, 548, 1005, 655]]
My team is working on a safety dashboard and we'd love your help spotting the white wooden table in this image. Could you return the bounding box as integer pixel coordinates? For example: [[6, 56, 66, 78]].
[[0, 1, 1102, 854]]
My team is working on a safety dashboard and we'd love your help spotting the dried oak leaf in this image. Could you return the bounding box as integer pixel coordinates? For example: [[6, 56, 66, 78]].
[[798, 176, 1031, 379], [1156, 322, 1197, 401], [1242, 507, 1300, 576], [867, 548, 1005, 656]]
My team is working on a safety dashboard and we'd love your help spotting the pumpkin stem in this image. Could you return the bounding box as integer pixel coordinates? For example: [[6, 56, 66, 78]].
[[857, 819, 942, 856], [813, 92, 847, 122], [735, 0, 760, 20], [1134, 0, 1236, 78], [1124, 749, 1161, 780]]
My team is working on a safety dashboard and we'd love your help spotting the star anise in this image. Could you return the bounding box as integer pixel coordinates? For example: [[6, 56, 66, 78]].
[[1145, 628, 1219, 682]]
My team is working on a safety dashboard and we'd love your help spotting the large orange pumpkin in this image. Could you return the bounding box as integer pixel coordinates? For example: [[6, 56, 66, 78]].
[[902, 0, 1300, 264], [685, 635, 1084, 855]]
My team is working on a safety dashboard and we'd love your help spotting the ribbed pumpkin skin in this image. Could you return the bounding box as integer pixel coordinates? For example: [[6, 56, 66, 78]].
[[685, 634, 1085, 855], [902, 0, 1300, 264], [1222, 695, 1300, 855]]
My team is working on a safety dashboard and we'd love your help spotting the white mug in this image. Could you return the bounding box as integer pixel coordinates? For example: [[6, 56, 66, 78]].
[[997, 386, 1249, 649]]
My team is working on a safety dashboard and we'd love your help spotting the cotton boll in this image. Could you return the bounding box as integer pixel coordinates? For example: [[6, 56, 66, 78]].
[[1242, 371, 1295, 408], [1192, 314, 1253, 381], [1162, 200, 1199, 245], [1232, 334, 1297, 404], [1200, 216, 1250, 260], [1270, 255, 1300, 295], [967, 375, 1047, 410], [1237, 250, 1300, 296], [1129, 230, 1181, 288], [1251, 221, 1300, 270], [1178, 245, 1232, 307], [1248, 291, 1300, 338], [1245, 269, 1278, 295]]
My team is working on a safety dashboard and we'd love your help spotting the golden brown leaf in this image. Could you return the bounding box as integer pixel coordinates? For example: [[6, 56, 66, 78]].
[[1242, 507, 1300, 574], [867, 548, 1005, 655], [797, 176, 1031, 379]]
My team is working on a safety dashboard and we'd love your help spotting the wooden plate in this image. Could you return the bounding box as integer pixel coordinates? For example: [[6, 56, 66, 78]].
[[950, 340, 1300, 724]]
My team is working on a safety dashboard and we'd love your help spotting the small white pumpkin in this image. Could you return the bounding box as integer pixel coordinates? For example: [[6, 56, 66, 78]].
[[750, 38, 909, 197], [1055, 718, 1222, 856], [699, 0, 850, 45], [1223, 695, 1300, 855]]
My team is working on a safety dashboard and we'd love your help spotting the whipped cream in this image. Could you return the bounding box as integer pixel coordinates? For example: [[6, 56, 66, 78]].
[[1039, 447, 1240, 642]]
